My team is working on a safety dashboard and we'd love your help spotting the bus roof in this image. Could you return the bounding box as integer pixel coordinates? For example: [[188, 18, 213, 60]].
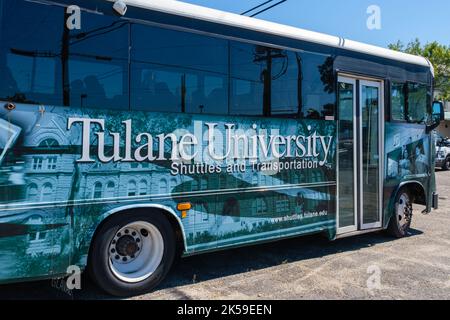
[[111, 0, 433, 73]]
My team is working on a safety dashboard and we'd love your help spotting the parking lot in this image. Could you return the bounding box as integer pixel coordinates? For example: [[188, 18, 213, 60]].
[[1, 171, 449, 300]]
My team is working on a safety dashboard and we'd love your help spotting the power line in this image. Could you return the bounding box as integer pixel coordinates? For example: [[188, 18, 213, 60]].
[[240, 0, 274, 16], [249, 0, 287, 17]]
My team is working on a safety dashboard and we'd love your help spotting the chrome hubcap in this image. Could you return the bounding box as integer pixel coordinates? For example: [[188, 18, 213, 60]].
[[111, 231, 142, 263], [108, 221, 164, 283]]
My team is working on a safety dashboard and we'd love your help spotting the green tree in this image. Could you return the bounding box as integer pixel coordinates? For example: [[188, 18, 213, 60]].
[[388, 39, 450, 101]]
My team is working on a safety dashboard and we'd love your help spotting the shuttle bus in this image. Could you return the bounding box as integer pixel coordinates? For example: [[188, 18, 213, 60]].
[[0, 0, 444, 296]]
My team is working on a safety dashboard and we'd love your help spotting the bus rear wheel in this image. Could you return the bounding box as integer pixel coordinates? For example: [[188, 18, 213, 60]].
[[89, 212, 176, 297], [387, 190, 413, 238]]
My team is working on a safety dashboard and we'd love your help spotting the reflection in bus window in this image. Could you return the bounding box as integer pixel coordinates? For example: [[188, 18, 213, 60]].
[[407, 83, 428, 123], [301, 54, 335, 119], [0, 1, 63, 105], [391, 83, 406, 121], [185, 74, 228, 115], [0, 1, 129, 110], [130, 23, 228, 115], [271, 51, 301, 117], [68, 13, 129, 110], [230, 42, 335, 118], [131, 24, 228, 74], [230, 42, 265, 116], [131, 64, 228, 116]]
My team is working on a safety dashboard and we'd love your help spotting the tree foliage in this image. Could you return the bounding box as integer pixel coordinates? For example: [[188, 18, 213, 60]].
[[389, 39, 450, 101]]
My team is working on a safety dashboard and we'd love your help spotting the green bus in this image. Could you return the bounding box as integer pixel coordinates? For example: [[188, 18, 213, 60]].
[[0, 0, 444, 296]]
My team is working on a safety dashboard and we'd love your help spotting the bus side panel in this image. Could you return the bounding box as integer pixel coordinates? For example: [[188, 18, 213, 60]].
[[384, 122, 431, 226], [0, 104, 337, 282], [0, 111, 72, 283]]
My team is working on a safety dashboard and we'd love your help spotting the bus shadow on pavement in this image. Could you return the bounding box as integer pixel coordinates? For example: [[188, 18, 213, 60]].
[[159, 229, 424, 292], [0, 229, 423, 300]]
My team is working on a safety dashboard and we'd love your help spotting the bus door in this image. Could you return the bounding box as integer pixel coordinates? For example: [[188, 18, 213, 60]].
[[337, 76, 384, 234]]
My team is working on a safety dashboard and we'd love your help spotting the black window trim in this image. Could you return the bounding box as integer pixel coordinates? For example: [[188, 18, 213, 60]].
[[389, 80, 431, 124], [390, 81, 408, 123], [405, 81, 431, 125]]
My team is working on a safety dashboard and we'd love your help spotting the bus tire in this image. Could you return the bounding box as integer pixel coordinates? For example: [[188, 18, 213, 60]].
[[442, 156, 450, 171], [88, 212, 176, 297], [387, 189, 413, 238]]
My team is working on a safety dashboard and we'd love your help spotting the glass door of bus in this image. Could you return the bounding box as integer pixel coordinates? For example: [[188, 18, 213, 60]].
[[337, 76, 383, 234]]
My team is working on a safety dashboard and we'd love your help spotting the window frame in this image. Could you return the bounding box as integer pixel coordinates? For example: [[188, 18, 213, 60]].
[[390, 80, 431, 124], [130, 22, 230, 116], [389, 81, 408, 123], [405, 81, 430, 124]]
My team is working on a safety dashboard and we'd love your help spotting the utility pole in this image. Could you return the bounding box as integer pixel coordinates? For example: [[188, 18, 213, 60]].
[[254, 47, 286, 117], [241, 0, 287, 18]]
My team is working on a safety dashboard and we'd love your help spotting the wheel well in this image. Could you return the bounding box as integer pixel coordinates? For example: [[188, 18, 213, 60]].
[[87, 207, 186, 265], [401, 182, 426, 206]]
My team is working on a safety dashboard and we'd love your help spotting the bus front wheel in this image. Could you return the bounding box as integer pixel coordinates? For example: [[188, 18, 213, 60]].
[[89, 212, 176, 297], [387, 190, 414, 238]]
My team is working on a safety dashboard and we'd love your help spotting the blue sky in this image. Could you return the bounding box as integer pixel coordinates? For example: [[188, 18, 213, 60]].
[[180, 0, 450, 48]]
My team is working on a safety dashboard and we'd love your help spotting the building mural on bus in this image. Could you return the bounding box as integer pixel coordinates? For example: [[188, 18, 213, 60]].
[[386, 124, 430, 180], [0, 105, 336, 280]]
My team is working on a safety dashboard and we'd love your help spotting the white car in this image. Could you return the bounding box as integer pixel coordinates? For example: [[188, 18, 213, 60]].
[[435, 135, 450, 170]]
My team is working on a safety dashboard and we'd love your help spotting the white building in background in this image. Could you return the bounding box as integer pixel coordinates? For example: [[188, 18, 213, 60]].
[[435, 91, 450, 138]]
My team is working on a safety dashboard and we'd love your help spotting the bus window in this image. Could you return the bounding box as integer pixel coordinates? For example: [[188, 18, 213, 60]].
[[230, 43, 301, 117], [185, 74, 228, 115], [0, 1, 129, 110], [0, 1, 63, 106], [131, 64, 229, 115], [68, 13, 129, 110], [231, 42, 303, 117], [391, 82, 406, 121], [407, 83, 428, 123], [230, 42, 335, 119], [230, 42, 265, 116], [131, 65, 181, 113], [301, 54, 335, 119], [131, 24, 228, 75], [130, 24, 228, 115], [271, 51, 301, 117]]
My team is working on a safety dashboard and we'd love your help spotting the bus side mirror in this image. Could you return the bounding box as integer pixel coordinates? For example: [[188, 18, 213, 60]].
[[433, 101, 445, 122], [428, 101, 445, 132]]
